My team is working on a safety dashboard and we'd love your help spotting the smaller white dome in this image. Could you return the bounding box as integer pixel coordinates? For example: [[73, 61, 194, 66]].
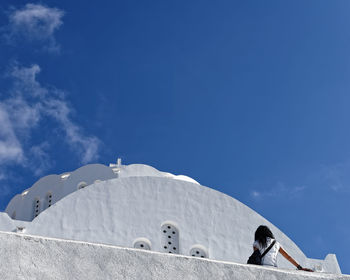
[[117, 164, 200, 185]]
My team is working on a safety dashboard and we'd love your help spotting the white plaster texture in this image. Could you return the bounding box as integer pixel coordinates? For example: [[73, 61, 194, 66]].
[[5, 164, 118, 221], [5, 163, 198, 222], [5, 176, 338, 274], [0, 231, 348, 280], [0, 163, 342, 274], [0, 212, 16, 231], [114, 163, 199, 184]]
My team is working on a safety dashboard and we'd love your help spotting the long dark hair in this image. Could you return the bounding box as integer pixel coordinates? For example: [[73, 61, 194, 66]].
[[255, 225, 274, 248]]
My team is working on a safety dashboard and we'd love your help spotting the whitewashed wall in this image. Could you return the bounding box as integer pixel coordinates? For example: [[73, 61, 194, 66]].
[[5, 163, 197, 222], [0, 231, 347, 280], [5, 164, 118, 221], [1, 164, 342, 274]]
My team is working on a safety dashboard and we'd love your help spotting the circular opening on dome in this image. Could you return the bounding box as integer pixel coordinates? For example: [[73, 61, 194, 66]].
[[189, 245, 208, 259], [77, 181, 88, 190], [133, 238, 151, 250]]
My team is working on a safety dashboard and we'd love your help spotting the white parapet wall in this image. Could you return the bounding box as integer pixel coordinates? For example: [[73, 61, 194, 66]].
[[0, 231, 348, 280]]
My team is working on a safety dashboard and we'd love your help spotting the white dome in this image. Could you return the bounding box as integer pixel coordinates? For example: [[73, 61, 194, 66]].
[[0, 162, 341, 274]]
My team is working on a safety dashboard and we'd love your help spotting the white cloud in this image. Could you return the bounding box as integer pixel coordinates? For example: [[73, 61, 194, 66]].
[[10, 64, 47, 97], [42, 98, 100, 164], [0, 105, 24, 164], [251, 162, 350, 200], [5, 96, 41, 130], [0, 173, 6, 181], [4, 3, 64, 52], [250, 182, 306, 200], [319, 163, 350, 193], [28, 142, 51, 176], [251, 191, 261, 198], [0, 63, 100, 171]]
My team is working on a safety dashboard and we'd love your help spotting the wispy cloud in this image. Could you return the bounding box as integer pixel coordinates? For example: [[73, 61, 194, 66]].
[[250, 182, 306, 200], [0, 173, 6, 181], [318, 163, 350, 193], [28, 142, 51, 176], [0, 63, 100, 173], [0, 104, 25, 164], [250, 161, 350, 200], [3, 3, 64, 52], [42, 98, 100, 164]]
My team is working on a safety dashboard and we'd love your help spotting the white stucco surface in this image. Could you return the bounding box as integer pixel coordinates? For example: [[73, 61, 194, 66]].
[[0, 163, 342, 274], [5, 164, 118, 221], [114, 163, 199, 184], [5, 163, 198, 222], [0, 231, 348, 280], [0, 176, 339, 273]]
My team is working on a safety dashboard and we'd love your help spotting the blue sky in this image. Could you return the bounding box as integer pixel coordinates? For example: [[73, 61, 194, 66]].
[[0, 0, 350, 274]]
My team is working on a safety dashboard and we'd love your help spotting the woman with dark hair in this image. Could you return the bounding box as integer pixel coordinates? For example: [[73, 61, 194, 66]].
[[251, 225, 313, 271]]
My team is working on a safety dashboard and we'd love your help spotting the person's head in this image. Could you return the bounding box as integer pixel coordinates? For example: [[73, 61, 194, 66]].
[[255, 225, 274, 248]]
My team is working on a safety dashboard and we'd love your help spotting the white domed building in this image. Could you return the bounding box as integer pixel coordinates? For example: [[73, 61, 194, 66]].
[[0, 160, 346, 279]]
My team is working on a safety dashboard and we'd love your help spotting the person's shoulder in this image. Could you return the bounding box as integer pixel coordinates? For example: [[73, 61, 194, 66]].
[[267, 237, 277, 243], [273, 239, 281, 249], [271, 238, 279, 244], [268, 237, 280, 247]]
